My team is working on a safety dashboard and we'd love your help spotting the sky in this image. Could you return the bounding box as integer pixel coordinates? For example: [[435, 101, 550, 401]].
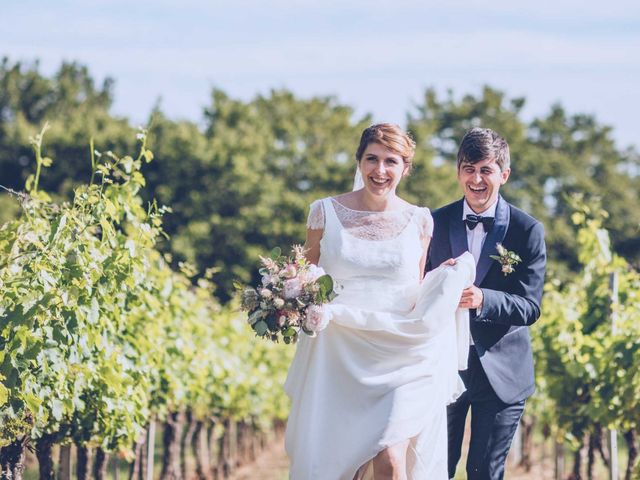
[[2, 0, 639, 149]]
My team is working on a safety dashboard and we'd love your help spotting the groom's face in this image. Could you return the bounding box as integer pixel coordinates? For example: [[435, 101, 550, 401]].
[[457, 157, 510, 213]]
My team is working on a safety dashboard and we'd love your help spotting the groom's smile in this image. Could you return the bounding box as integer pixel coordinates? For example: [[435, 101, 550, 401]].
[[458, 157, 510, 213]]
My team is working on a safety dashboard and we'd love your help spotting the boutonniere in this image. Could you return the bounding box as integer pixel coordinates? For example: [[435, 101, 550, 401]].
[[490, 243, 522, 276]]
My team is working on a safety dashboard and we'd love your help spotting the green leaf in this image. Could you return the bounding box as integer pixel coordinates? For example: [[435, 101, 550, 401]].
[[25, 174, 35, 192], [132, 171, 146, 186], [247, 310, 265, 325], [0, 383, 7, 407], [23, 392, 42, 414], [316, 274, 334, 297], [88, 297, 100, 324], [121, 156, 134, 173], [253, 320, 268, 336], [104, 199, 117, 217], [51, 399, 64, 421]]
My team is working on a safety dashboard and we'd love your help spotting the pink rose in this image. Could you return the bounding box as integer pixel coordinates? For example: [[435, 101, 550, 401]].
[[282, 264, 297, 279], [304, 305, 330, 333], [283, 278, 302, 299]]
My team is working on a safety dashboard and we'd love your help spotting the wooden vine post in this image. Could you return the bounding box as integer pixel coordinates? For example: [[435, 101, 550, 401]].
[[608, 271, 619, 480]]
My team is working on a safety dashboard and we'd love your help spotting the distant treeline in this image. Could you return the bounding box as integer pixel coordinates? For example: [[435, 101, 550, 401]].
[[1, 57, 638, 301]]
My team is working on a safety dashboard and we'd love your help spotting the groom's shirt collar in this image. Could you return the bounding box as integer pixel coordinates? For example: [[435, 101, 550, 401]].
[[462, 197, 497, 264], [462, 198, 498, 220]]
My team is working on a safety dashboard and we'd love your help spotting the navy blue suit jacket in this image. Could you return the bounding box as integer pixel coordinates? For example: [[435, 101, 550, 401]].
[[426, 196, 546, 404]]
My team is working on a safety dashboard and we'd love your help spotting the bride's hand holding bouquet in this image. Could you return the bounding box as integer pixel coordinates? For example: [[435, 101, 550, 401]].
[[240, 245, 337, 344]]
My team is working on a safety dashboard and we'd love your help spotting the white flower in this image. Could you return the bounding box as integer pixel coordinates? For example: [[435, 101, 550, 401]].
[[283, 278, 302, 299], [304, 265, 325, 283], [273, 297, 285, 309], [304, 305, 330, 333], [260, 288, 273, 299], [261, 274, 273, 286]]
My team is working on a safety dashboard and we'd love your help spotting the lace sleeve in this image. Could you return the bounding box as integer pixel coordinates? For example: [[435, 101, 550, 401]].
[[306, 199, 325, 230], [416, 207, 433, 239]]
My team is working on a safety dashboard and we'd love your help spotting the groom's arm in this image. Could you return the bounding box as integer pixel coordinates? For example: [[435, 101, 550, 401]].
[[475, 221, 546, 327]]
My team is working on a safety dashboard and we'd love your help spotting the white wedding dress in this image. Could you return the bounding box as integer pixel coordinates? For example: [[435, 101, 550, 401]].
[[284, 197, 475, 480]]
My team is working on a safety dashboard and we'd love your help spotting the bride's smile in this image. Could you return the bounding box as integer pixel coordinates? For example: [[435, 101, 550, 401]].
[[359, 143, 409, 199]]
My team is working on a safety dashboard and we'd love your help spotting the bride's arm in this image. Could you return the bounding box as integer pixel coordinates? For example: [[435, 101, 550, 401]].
[[304, 228, 323, 265], [305, 199, 325, 265]]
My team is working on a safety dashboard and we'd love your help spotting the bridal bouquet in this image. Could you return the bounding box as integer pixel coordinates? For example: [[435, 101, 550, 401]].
[[240, 245, 337, 344]]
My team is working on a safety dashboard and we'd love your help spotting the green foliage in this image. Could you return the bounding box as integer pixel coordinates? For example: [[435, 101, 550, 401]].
[[531, 198, 640, 451], [0, 128, 291, 456]]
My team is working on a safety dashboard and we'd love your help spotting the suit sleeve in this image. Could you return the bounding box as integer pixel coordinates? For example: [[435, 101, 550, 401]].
[[476, 221, 546, 326], [424, 210, 444, 274], [425, 243, 434, 273]]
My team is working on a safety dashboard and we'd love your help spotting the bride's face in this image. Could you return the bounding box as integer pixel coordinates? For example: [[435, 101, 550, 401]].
[[358, 143, 409, 197]]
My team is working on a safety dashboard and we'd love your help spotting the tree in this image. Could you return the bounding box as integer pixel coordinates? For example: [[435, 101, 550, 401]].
[[0, 57, 133, 198], [143, 89, 370, 301]]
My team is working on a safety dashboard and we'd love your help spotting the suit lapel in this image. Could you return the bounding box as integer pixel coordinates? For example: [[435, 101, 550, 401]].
[[475, 195, 510, 286], [448, 199, 468, 258]]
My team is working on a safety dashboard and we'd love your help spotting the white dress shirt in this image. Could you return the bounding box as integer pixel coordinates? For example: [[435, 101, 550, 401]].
[[462, 199, 498, 345], [462, 200, 498, 265]]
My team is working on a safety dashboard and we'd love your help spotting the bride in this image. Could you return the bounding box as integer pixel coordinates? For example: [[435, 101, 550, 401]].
[[284, 123, 474, 479]]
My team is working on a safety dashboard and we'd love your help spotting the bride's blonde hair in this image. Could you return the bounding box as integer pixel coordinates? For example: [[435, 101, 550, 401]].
[[355, 123, 416, 169]]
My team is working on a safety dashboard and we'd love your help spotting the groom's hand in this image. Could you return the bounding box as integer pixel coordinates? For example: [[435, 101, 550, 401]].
[[459, 285, 483, 310]]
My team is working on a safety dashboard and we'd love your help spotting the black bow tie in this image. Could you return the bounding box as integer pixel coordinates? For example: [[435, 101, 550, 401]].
[[465, 214, 495, 232]]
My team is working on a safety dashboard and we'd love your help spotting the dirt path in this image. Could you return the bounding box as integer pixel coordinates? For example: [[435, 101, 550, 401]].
[[229, 435, 289, 480], [229, 436, 557, 480]]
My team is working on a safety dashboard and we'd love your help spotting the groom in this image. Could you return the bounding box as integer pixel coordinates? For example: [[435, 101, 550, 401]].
[[426, 128, 546, 480]]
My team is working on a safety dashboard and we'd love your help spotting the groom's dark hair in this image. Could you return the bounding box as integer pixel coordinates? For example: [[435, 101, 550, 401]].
[[457, 128, 510, 172]]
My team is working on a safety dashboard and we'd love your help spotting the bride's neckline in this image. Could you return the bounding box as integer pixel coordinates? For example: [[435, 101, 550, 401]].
[[330, 197, 416, 214]]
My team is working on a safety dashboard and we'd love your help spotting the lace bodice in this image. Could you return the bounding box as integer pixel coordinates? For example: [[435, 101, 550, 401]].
[[307, 198, 433, 241], [308, 198, 434, 312]]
